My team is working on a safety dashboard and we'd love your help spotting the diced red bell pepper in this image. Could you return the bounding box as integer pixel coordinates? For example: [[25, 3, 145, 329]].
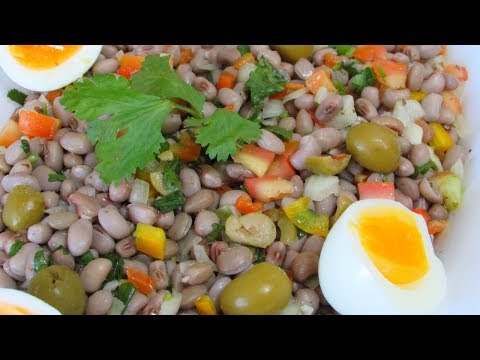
[[358, 182, 395, 200], [236, 195, 263, 214]]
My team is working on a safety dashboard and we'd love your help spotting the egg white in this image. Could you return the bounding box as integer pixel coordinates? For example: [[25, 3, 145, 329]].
[[0, 288, 60, 315], [319, 199, 447, 315], [0, 45, 102, 92]]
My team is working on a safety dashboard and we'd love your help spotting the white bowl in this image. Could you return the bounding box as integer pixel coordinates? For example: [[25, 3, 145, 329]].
[[0, 45, 479, 314]]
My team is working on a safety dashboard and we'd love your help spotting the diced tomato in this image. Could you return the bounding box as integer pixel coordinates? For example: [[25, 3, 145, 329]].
[[444, 64, 468, 81], [170, 132, 201, 162], [427, 219, 448, 236], [232, 144, 275, 177], [442, 91, 462, 115], [305, 68, 336, 94], [0, 120, 22, 147], [236, 195, 263, 214], [371, 59, 407, 89], [18, 110, 61, 140], [353, 45, 387, 63], [358, 182, 395, 200], [324, 53, 341, 68], [117, 66, 137, 79], [412, 208, 431, 223], [217, 72, 236, 90], [283, 141, 300, 159], [45, 89, 63, 103], [126, 267, 156, 295], [245, 176, 293, 202], [179, 48, 193, 65], [265, 155, 296, 180], [233, 53, 255, 70]]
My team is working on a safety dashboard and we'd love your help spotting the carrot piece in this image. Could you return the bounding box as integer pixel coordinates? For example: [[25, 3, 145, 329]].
[[45, 89, 63, 103], [353, 45, 387, 63], [18, 110, 61, 140], [126, 267, 156, 295], [170, 132, 201, 162], [305, 68, 336, 94], [412, 208, 431, 223], [285, 82, 305, 91], [270, 89, 289, 100], [233, 53, 255, 70], [217, 72, 236, 90]]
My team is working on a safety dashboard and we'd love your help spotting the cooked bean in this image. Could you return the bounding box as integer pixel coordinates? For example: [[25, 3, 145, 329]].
[[409, 144, 431, 167], [179, 284, 207, 310], [142, 290, 168, 315], [51, 249, 75, 270], [184, 189, 215, 214], [127, 203, 157, 225], [98, 205, 131, 240], [290, 135, 322, 171], [91, 228, 115, 255], [1, 173, 40, 192], [43, 141, 64, 172], [414, 119, 434, 143], [217, 46, 241, 65], [216, 246, 253, 275], [0, 155, 11, 175], [46, 212, 79, 230], [93, 58, 119, 74], [68, 192, 100, 220], [53, 128, 70, 142], [370, 116, 405, 135], [124, 292, 148, 315], [360, 87, 380, 108], [366, 173, 383, 182], [355, 98, 378, 120], [149, 260, 169, 290], [67, 218, 93, 257], [302, 235, 325, 256], [86, 290, 113, 315], [313, 194, 336, 218], [41, 191, 59, 209], [291, 251, 319, 283], [199, 165, 223, 189], [418, 45, 442, 60], [217, 88, 242, 108], [407, 62, 426, 91], [333, 69, 349, 85], [47, 230, 67, 251], [52, 96, 73, 126], [287, 175, 303, 198], [394, 189, 413, 210], [208, 241, 228, 264], [96, 193, 115, 208], [10, 160, 32, 175], [294, 94, 315, 110], [80, 258, 112, 294], [295, 288, 320, 315], [339, 179, 357, 194], [123, 259, 148, 275], [421, 72, 445, 94], [419, 178, 443, 204], [59, 132, 93, 155], [413, 197, 428, 211], [193, 76, 217, 101], [208, 276, 232, 310], [381, 89, 411, 109], [257, 129, 285, 154], [226, 164, 254, 181], [398, 137, 412, 156], [294, 58, 314, 80], [395, 157, 415, 177], [156, 211, 175, 230], [161, 240, 177, 260], [0, 268, 16, 289], [84, 152, 98, 169], [279, 116, 296, 131], [443, 145, 466, 170], [27, 223, 52, 245], [167, 213, 192, 241], [182, 262, 213, 285], [402, 45, 419, 61], [315, 95, 343, 123], [5, 140, 27, 165], [31, 165, 61, 192], [436, 108, 455, 126], [295, 109, 314, 136], [68, 165, 90, 182], [390, 52, 409, 63], [84, 171, 109, 192], [428, 204, 448, 220], [115, 236, 137, 258], [312, 48, 337, 66], [194, 210, 219, 237], [180, 167, 201, 197], [265, 241, 286, 266], [395, 177, 420, 201], [311, 128, 341, 151]]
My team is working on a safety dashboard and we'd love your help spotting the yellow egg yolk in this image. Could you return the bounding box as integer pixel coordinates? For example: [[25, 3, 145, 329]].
[[356, 206, 429, 285], [8, 45, 82, 70], [0, 302, 33, 315]]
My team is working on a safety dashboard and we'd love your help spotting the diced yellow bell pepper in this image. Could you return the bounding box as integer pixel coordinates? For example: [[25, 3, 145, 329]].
[[429, 123, 455, 153], [134, 223, 166, 260], [410, 91, 426, 101], [195, 295, 217, 315]]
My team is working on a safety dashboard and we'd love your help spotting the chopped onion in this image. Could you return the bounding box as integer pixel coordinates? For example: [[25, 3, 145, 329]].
[[303, 174, 340, 202], [262, 99, 285, 119], [279, 299, 303, 315], [103, 280, 119, 292], [454, 114, 470, 140], [45, 206, 70, 215], [238, 63, 257, 82], [327, 95, 357, 129], [427, 55, 445, 71], [392, 99, 425, 126], [314, 86, 329, 105], [193, 244, 217, 271], [428, 146, 443, 172], [159, 291, 182, 315], [178, 230, 202, 261], [282, 87, 308, 104], [129, 179, 150, 204], [107, 298, 125, 315], [403, 122, 423, 145], [450, 158, 464, 178]]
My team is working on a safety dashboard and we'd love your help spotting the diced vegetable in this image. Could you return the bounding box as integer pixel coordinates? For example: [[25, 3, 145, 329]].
[[324, 53, 342, 68], [246, 58, 286, 108], [170, 132, 201, 162], [129, 178, 150, 204], [152, 190, 185, 213], [0, 120, 22, 147], [303, 174, 340, 202], [403, 122, 423, 145], [18, 110, 61, 140], [412, 208, 431, 223], [217, 72, 236, 90], [429, 123, 455, 154], [232, 144, 275, 177], [358, 182, 395, 200], [179, 48, 193, 65], [412, 160, 438, 179], [444, 64, 468, 81], [115, 281, 136, 314], [237, 63, 257, 82], [392, 99, 425, 126], [8, 240, 24, 257], [330, 194, 354, 226], [159, 290, 183, 315], [277, 212, 298, 245], [126, 267, 156, 295], [352, 45, 387, 63], [305, 68, 336, 94], [45, 89, 63, 103], [271, 45, 314, 63], [245, 176, 293, 202], [305, 154, 351, 175], [233, 53, 256, 70], [349, 67, 375, 94], [48, 173, 66, 182], [442, 92, 462, 116], [371, 59, 408, 89], [77, 251, 95, 267], [117, 54, 145, 79], [430, 171, 464, 211], [283, 197, 329, 237], [195, 294, 217, 315], [134, 223, 166, 260], [328, 95, 357, 129], [235, 195, 263, 215], [7, 89, 27, 105], [263, 99, 286, 119], [104, 252, 125, 282], [265, 155, 296, 180], [237, 45, 250, 56], [33, 250, 49, 272], [410, 91, 426, 101]]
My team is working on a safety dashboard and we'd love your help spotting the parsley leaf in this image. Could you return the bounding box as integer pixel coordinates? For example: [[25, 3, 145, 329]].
[[7, 89, 27, 105], [246, 58, 286, 109], [152, 190, 186, 213], [191, 109, 261, 161], [131, 55, 205, 116], [263, 125, 292, 141], [237, 45, 250, 56]]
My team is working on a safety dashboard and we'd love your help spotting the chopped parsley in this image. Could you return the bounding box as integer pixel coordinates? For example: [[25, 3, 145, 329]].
[[21, 139, 30, 154], [48, 172, 66, 182], [237, 45, 250, 56], [246, 57, 286, 109], [7, 89, 27, 105], [152, 190, 186, 213]]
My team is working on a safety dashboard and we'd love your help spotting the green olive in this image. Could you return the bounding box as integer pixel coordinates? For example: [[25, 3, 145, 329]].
[[346, 123, 400, 173], [271, 45, 314, 63], [28, 265, 86, 315], [220, 262, 292, 315], [3, 185, 45, 232], [305, 154, 351, 175]]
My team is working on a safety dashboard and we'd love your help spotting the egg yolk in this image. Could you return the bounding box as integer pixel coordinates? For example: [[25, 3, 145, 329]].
[[8, 45, 82, 70], [356, 206, 429, 285], [0, 302, 33, 315]]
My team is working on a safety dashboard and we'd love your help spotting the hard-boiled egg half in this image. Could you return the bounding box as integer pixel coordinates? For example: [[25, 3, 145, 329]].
[[0, 45, 101, 92], [319, 199, 446, 315], [0, 288, 60, 315]]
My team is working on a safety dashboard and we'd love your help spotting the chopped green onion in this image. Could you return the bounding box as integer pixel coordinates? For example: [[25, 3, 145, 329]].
[[104, 252, 125, 282], [237, 45, 250, 56], [205, 223, 224, 243], [107, 297, 126, 315], [48, 172, 66, 182], [335, 45, 356, 57], [34, 250, 49, 272], [116, 282, 136, 313], [215, 205, 233, 223], [412, 160, 438, 179], [332, 80, 346, 95], [152, 190, 185, 213], [332, 63, 343, 71], [8, 240, 24, 257], [41, 102, 48, 115], [21, 139, 30, 154], [279, 111, 290, 119], [163, 292, 174, 302], [380, 173, 389, 182], [77, 251, 95, 267], [27, 153, 40, 164], [7, 89, 27, 105]]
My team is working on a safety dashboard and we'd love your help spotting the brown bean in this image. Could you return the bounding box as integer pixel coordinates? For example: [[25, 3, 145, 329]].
[[315, 95, 343, 122], [437, 108, 455, 125], [381, 89, 411, 109], [418, 45, 442, 60], [290, 134, 322, 170], [10, 160, 32, 175], [208, 276, 232, 310], [361, 86, 380, 108], [93, 58, 119, 74], [279, 116, 296, 131], [193, 76, 217, 101], [67, 219, 93, 257], [98, 205, 131, 240], [0, 268, 16, 289], [443, 145, 467, 170], [142, 290, 168, 315], [62, 153, 82, 169], [180, 284, 207, 310], [407, 62, 426, 91], [210, 241, 229, 264], [59, 132, 93, 155], [127, 203, 157, 225], [5, 140, 27, 165], [43, 141, 64, 172], [217, 46, 241, 65], [428, 204, 448, 220], [421, 72, 445, 94], [180, 167, 201, 197], [91, 228, 115, 255], [443, 73, 459, 91], [355, 98, 378, 120], [115, 236, 137, 258], [84, 171, 109, 193], [124, 292, 148, 315], [291, 251, 319, 283], [290, 175, 304, 198], [311, 128, 341, 151], [167, 213, 192, 241], [302, 235, 325, 255], [216, 246, 253, 275], [394, 189, 413, 210], [27, 223, 52, 245], [395, 157, 415, 177], [314, 194, 337, 217], [47, 230, 67, 251], [415, 119, 434, 143], [108, 180, 132, 203], [86, 290, 113, 315], [181, 262, 213, 285], [194, 210, 219, 237], [165, 239, 179, 260], [295, 288, 320, 315], [371, 116, 405, 135], [84, 152, 98, 169], [184, 189, 215, 214], [409, 144, 431, 166], [419, 178, 443, 204], [9, 243, 40, 278], [294, 94, 315, 110], [295, 109, 313, 136], [156, 211, 175, 230], [257, 129, 285, 154], [149, 260, 169, 290], [199, 165, 223, 189], [294, 58, 314, 80], [1, 173, 40, 192], [80, 258, 112, 293], [123, 259, 148, 275], [398, 137, 412, 156], [219, 190, 249, 207], [51, 249, 75, 270], [68, 192, 100, 221], [265, 241, 286, 266], [395, 177, 420, 201]]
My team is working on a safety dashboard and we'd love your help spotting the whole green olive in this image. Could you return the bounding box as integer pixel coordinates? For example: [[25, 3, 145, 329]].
[[271, 45, 314, 63], [220, 262, 292, 315], [28, 265, 86, 315], [2, 185, 45, 232], [346, 122, 401, 173]]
